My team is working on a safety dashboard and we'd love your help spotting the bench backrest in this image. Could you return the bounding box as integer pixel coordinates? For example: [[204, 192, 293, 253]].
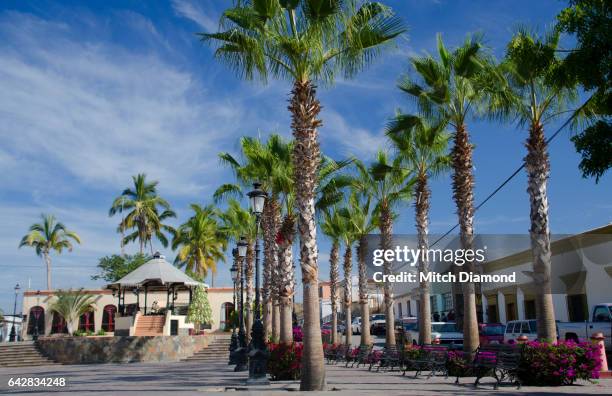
[[475, 344, 523, 366]]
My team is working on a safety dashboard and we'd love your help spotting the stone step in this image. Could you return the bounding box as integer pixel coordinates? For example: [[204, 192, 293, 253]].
[[0, 358, 57, 366], [0, 342, 58, 367], [0, 352, 48, 359], [0, 362, 58, 367]]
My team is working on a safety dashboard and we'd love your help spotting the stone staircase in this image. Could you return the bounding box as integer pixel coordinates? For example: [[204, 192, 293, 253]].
[[183, 336, 232, 363], [0, 342, 58, 367], [134, 315, 165, 336]]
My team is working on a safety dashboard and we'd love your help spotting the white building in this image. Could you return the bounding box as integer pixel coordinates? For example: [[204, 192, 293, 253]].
[[394, 224, 612, 324], [19, 253, 235, 340]]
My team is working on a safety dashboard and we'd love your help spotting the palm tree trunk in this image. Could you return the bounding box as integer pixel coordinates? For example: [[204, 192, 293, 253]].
[[272, 252, 281, 341], [415, 174, 432, 345], [290, 79, 325, 391], [329, 241, 340, 345], [278, 215, 296, 344], [379, 202, 396, 347], [246, 242, 255, 343], [452, 124, 479, 357], [526, 122, 556, 341], [44, 251, 52, 290], [262, 198, 280, 340], [357, 236, 371, 346], [343, 245, 352, 346]]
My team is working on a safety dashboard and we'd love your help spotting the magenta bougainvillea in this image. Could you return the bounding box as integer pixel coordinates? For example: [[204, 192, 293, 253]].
[[267, 342, 303, 381], [518, 340, 602, 385]]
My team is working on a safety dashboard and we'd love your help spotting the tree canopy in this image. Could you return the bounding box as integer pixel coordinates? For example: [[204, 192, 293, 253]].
[[91, 254, 148, 283]]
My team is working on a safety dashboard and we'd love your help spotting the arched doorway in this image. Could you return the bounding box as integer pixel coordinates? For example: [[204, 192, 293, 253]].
[[51, 312, 68, 334], [27, 306, 45, 335], [102, 305, 117, 332], [220, 302, 234, 330], [78, 311, 95, 332]]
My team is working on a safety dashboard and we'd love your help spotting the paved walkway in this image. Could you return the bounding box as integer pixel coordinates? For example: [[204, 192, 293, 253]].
[[0, 359, 610, 395]]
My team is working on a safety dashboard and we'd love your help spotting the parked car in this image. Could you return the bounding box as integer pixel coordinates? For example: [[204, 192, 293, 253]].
[[478, 323, 505, 345], [370, 314, 387, 335], [556, 303, 611, 349], [504, 320, 538, 343], [371, 318, 404, 336], [351, 317, 361, 335], [405, 322, 463, 346], [321, 321, 345, 335]]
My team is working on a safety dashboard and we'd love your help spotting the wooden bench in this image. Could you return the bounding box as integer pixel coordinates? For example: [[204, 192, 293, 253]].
[[469, 344, 523, 389], [349, 345, 372, 368], [330, 344, 350, 365], [323, 345, 340, 364], [403, 345, 449, 379], [373, 345, 401, 372]]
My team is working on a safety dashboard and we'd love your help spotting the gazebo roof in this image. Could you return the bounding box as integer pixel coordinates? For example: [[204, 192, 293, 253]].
[[107, 252, 207, 289]]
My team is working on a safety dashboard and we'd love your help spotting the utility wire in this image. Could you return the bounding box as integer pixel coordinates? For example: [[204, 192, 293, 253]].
[[429, 104, 586, 249]]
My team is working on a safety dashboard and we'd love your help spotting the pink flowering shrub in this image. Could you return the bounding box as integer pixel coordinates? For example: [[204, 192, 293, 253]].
[[517, 340, 602, 385], [267, 342, 303, 381], [446, 350, 471, 377], [444, 341, 601, 384], [365, 349, 383, 364], [292, 326, 303, 342]]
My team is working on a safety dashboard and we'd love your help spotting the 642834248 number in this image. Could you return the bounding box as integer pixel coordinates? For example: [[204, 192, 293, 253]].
[[7, 377, 66, 387]]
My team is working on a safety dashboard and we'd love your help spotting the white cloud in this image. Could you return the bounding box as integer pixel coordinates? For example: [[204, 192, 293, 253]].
[[320, 109, 389, 160], [171, 0, 218, 32], [0, 12, 245, 198]]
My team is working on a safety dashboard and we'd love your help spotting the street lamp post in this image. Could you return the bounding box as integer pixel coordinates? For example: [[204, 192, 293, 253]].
[[228, 253, 239, 365], [9, 283, 20, 342], [232, 238, 249, 372], [247, 182, 269, 384]]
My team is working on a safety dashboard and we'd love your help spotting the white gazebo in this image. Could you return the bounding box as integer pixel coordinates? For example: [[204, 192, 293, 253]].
[[107, 252, 207, 317]]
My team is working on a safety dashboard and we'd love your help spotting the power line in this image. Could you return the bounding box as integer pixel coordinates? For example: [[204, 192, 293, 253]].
[[430, 105, 584, 248]]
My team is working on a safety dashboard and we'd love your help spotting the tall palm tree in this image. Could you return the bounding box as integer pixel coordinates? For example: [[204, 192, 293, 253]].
[[218, 199, 257, 341], [340, 191, 378, 346], [387, 115, 451, 345], [49, 289, 96, 335], [320, 209, 344, 345], [353, 154, 414, 347], [338, 208, 356, 347], [203, 2, 404, 389], [276, 195, 296, 344], [500, 29, 576, 341], [398, 34, 495, 356], [20, 214, 81, 290], [172, 204, 227, 281], [109, 174, 176, 254], [217, 134, 294, 341]]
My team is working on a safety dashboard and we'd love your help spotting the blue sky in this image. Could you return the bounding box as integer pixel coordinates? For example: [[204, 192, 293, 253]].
[[0, 0, 610, 314]]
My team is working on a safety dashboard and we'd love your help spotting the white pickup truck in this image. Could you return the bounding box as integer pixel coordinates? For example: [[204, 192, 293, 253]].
[[557, 303, 611, 350]]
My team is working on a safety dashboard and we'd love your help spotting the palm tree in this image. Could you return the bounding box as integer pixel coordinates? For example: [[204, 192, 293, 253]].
[[172, 204, 227, 282], [276, 200, 296, 344], [353, 154, 414, 347], [109, 174, 176, 254], [339, 208, 356, 347], [49, 290, 96, 335], [20, 214, 81, 290], [340, 191, 378, 346], [387, 115, 451, 345], [500, 29, 576, 341], [320, 209, 344, 345], [217, 134, 294, 341], [398, 34, 495, 356], [218, 199, 257, 341], [203, 2, 404, 389]]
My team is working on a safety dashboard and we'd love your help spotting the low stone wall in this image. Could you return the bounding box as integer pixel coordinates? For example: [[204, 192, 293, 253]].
[[37, 335, 211, 364]]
